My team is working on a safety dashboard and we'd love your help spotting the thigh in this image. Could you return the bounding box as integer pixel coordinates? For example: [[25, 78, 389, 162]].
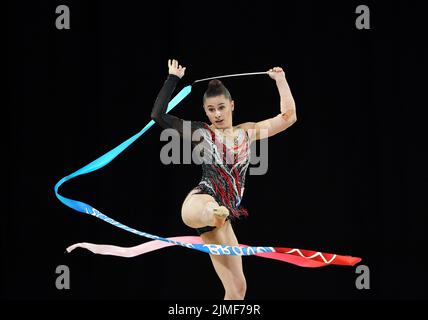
[[182, 188, 215, 211], [181, 189, 219, 228], [201, 222, 245, 285]]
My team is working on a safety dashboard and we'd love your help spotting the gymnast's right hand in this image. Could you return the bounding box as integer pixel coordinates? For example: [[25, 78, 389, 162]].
[[168, 59, 186, 79]]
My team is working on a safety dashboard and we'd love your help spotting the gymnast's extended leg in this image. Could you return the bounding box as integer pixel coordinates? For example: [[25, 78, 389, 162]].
[[201, 221, 247, 300], [182, 193, 246, 299]]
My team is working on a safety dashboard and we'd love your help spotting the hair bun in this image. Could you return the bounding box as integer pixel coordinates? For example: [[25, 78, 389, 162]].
[[208, 79, 223, 87], [203, 78, 232, 102]]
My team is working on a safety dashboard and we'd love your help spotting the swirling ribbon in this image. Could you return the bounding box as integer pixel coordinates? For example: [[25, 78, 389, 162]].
[[55, 74, 361, 267]]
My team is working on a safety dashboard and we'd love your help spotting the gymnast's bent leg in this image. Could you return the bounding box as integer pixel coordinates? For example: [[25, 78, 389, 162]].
[[181, 190, 229, 228]]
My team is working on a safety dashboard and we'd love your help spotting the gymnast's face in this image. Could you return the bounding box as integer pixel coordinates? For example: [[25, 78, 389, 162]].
[[203, 95, 235, 129]]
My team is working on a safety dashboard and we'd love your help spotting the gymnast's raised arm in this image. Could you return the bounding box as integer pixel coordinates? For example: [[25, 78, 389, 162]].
[[237, 67, 297, 140], [150, 59, 187, 134]]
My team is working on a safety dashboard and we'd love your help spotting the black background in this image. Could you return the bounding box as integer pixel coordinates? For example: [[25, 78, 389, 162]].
[[6, 0, 427, 302]]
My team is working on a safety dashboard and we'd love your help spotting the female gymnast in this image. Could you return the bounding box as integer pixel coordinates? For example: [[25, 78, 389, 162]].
[[151, 59, 297, 300]]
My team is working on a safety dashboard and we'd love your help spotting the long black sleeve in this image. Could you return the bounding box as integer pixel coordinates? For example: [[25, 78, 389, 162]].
[[151, 75, 206, 142], [151, 74, 186, 134]]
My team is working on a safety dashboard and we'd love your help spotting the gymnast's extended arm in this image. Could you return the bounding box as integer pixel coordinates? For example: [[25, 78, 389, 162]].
[[238, 66, 297, 140], [151, 59, 187, 133]]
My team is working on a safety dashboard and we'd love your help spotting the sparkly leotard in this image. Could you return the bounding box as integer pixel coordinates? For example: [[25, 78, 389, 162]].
[[191, 121, 250, 214]]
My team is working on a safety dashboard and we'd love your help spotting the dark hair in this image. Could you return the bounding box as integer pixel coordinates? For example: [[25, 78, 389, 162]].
[[203, 79, 232, 103]]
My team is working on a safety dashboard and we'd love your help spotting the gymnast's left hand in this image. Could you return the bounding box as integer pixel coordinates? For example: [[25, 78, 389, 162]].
[[168, 59, 186, 79], [267, 66, 285, 81]]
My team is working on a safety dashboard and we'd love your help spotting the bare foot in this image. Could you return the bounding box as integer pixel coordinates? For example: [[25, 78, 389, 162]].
[[212, 206, 229, 228]]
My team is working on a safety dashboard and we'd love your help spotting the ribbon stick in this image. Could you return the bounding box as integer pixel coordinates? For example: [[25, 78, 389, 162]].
[[55, 73, 361, 267], [193, 71, 268, 84]]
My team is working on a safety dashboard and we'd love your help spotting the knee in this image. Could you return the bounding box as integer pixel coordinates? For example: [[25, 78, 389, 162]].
[[226, 276, 247, 300], [181, 206, 194, 228], [235, 277, 247, 299], [181, 202, 201, 228]]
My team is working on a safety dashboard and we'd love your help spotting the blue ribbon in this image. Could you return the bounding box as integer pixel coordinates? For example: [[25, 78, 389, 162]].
[[55, 84, 275, 256]]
